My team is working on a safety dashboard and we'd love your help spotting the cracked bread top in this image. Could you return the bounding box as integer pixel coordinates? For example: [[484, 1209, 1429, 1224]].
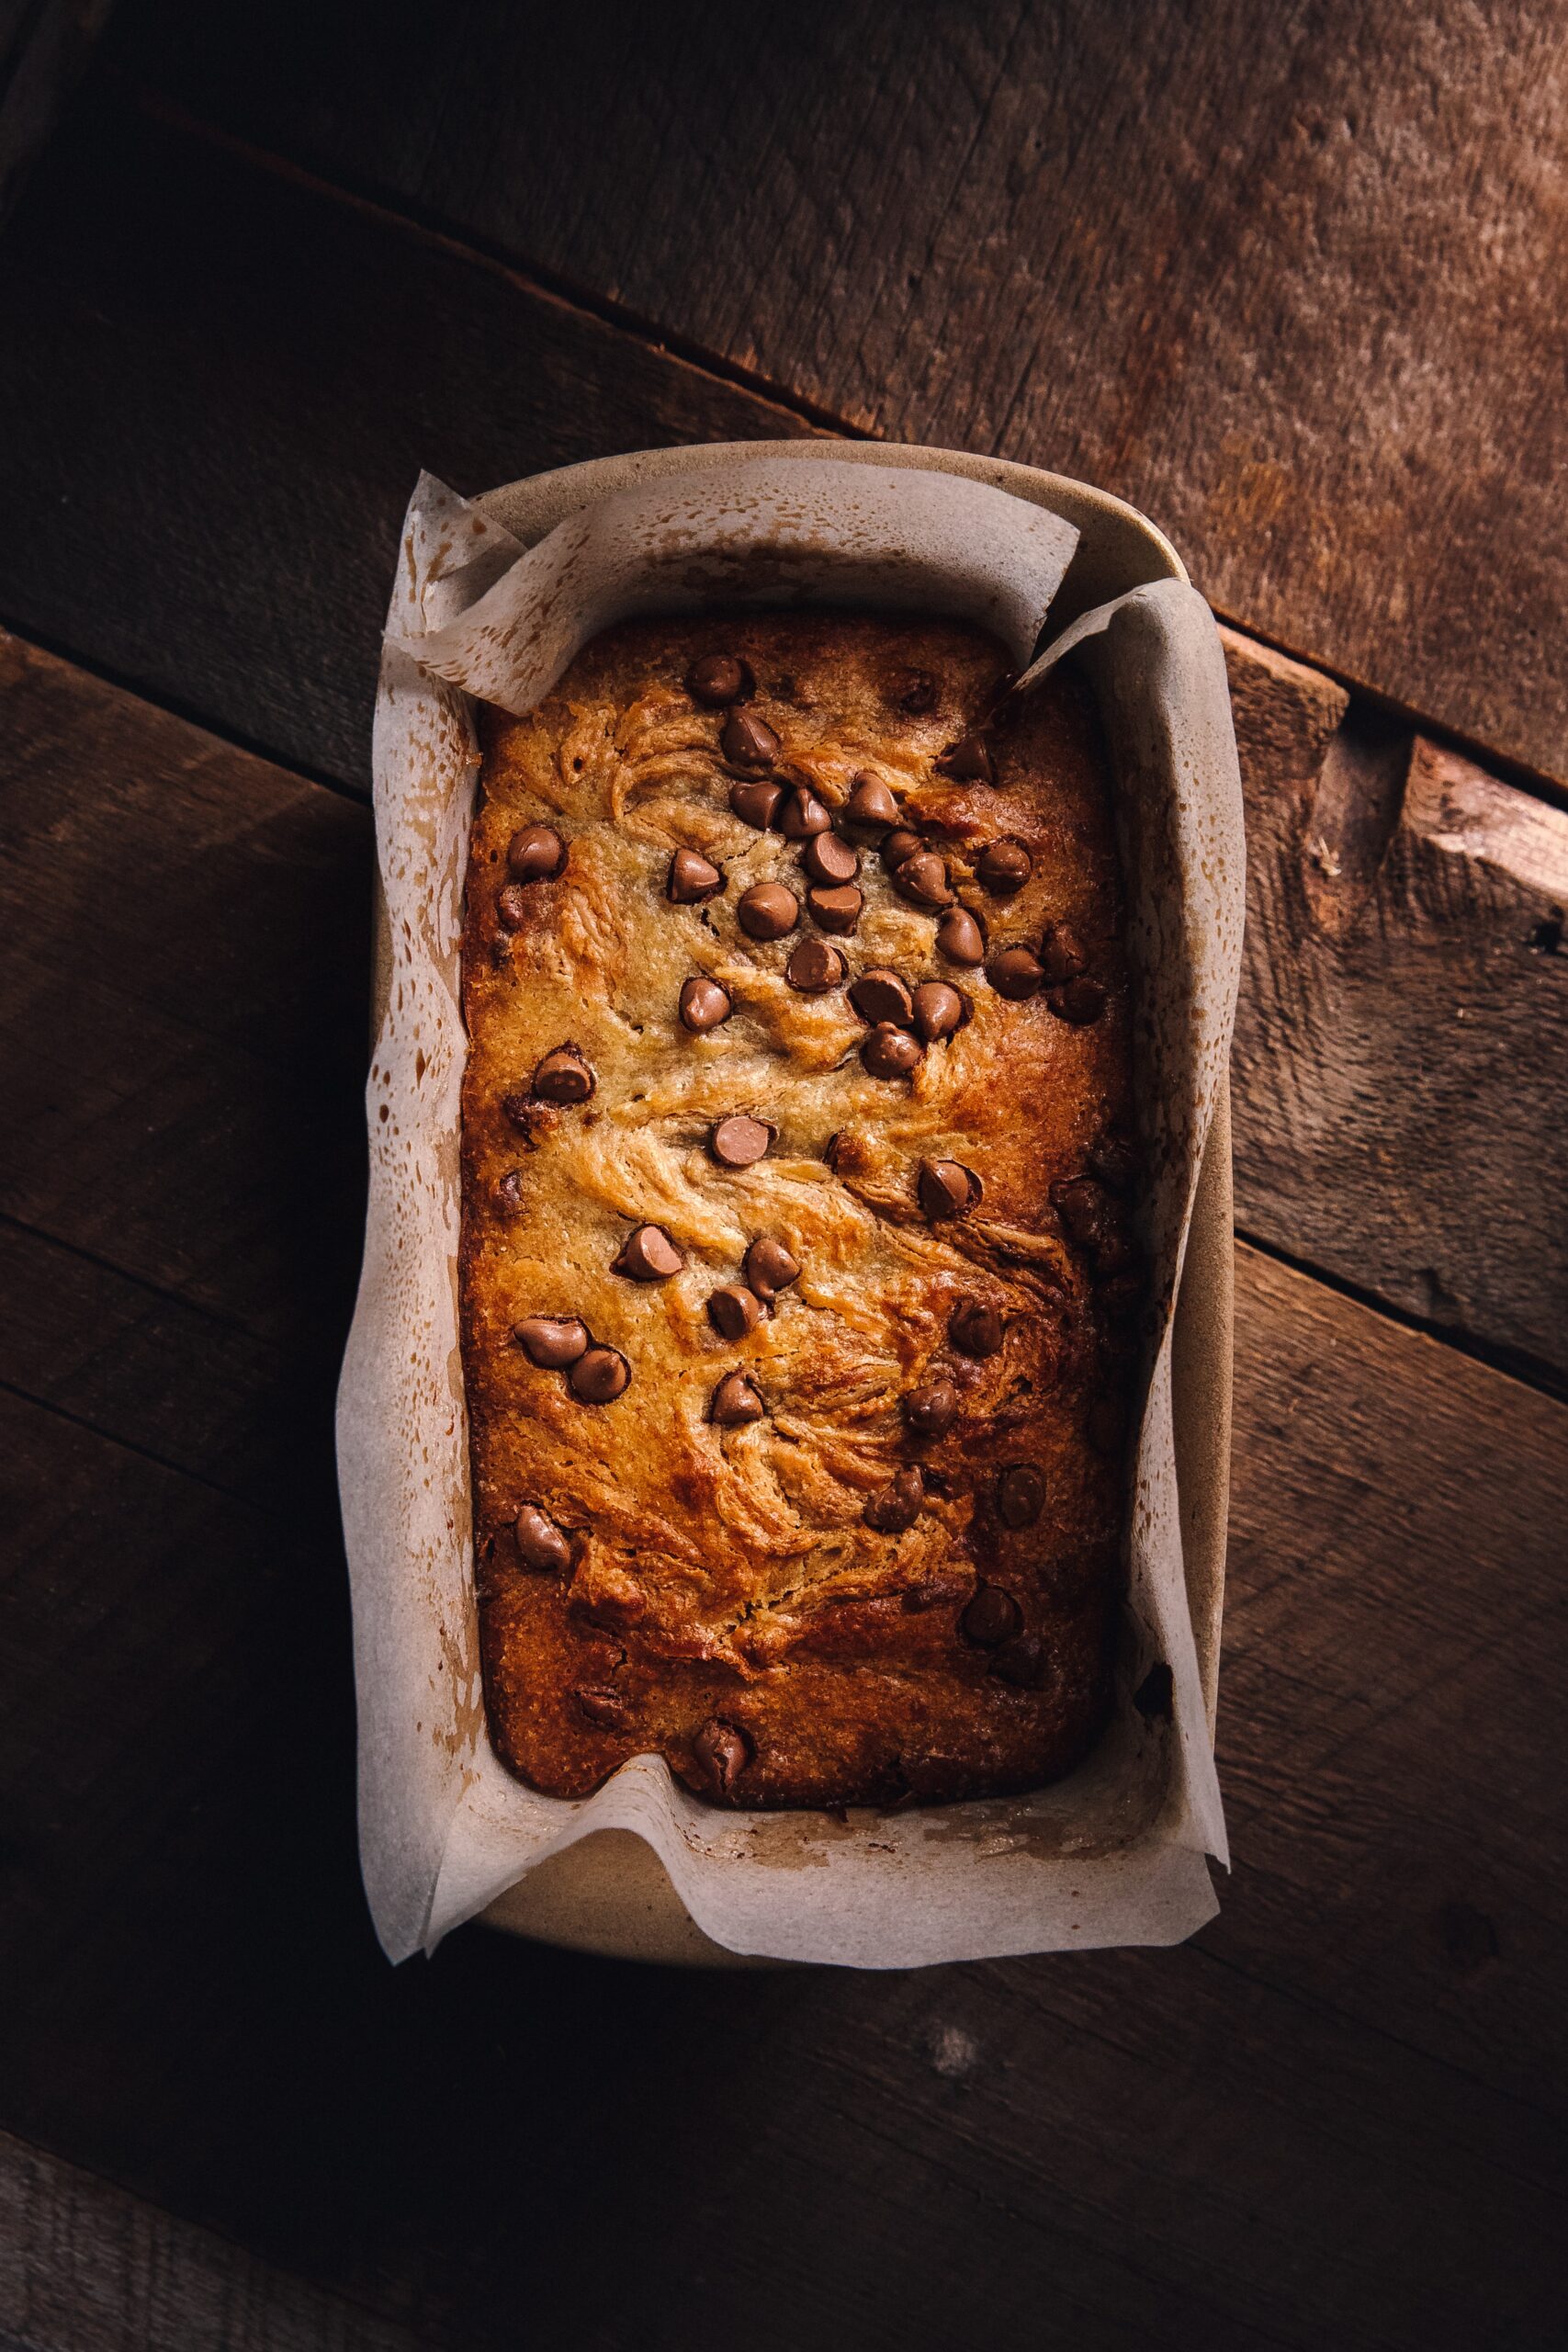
[[459, 609, 1137, 1809]]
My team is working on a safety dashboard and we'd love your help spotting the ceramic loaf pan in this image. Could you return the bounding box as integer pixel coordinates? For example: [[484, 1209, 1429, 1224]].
[[369, 440, 1233, 1968]]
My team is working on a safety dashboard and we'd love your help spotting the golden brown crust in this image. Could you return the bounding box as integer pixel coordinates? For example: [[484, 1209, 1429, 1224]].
[[459, 611, 1136, 1808]]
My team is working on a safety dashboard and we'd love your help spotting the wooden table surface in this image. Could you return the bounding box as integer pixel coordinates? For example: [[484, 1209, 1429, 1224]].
[[1, 6, 1564, 2347]]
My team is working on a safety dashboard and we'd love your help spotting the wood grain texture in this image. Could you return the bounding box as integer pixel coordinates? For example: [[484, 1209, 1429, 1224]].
[[0, 2128, 420, 2352], [0, 641, 1565, 2349], [103, 0, 1568, 780], [1225, 628, 1568, 1385], [0, 86, 814, 788]]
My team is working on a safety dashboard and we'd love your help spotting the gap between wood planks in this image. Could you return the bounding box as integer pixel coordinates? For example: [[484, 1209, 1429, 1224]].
[[103, 69, 1568, 824]]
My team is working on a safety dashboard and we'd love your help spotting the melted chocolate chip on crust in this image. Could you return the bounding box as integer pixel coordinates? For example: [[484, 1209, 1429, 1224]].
[[744, 1236, 801, 1300], [710, 1370, 764, 1426], [1038, 922, 1088, 983], [570, 1345, 631, 1404], [687, 653, 753, 707], [918, 1159, 979, 1221], [903, 1378, 958, 1440], [729, 778, 784, 830], [506, 823, 566, 882], [889, 850, 953, 909], [721, 709, 781, 770], [710, 1115, 773, 1168], [987, 945, 1044, 1001], [693, 1716, 751, 1796], [777, 785, 833, 839], [1047, 977, 1107, 1025], [849, 968, 913, 1026], [936, 907, 987, 966], [513, 1317, 590, 1368], [612, 1224, 684, 1282], [738, 882, 800, 941], [976, 838, 1032, 897], [864, 1465, 924, 1532], [668, 849, 724, 902], [936, 733, 995, 785], [841, 774, 901, 831], [807, 883, 863, 933], [949, 1300, 1003, 1357], [911, 982, 966, 1042], [679, 976, 733, 1033], [862, 1023, 924, 1080], [997, 1464, 1045, 1528], [708, 1284, 762, 1340], [514, 1505, 571, 1573], [880, 827, 922, 873], [961, 1584, 1022, 1647], [532, 1045, 595, 1103], [802, 831, 860, 886], [496, 884, 533, 931], [784, 938, 845, 992]]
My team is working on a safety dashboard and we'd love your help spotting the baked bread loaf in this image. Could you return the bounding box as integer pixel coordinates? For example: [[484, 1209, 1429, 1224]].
[[459, 611, 1137, 1809]]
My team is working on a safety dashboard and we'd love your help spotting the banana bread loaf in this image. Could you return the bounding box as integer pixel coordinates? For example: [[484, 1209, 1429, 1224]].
[[459, 610, 1137, 1808]]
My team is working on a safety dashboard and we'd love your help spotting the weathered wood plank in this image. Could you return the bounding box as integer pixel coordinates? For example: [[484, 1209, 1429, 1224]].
[[0, 2128, 420, 2352], [102, 0, 1568, 781], [0, 86, 814, 790], [1225, 628, 1568, 1384]]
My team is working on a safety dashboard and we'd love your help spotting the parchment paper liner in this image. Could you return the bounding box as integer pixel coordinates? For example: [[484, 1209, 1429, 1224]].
[[339, 456, 1244, 1967]]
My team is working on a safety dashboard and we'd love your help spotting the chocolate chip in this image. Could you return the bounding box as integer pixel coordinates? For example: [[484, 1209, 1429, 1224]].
[[710, 1115, 773, 1168], [864, 1465, 924, 1532], [1134, 1662, 1174, 1718], [513, 1316, 590, 1368], [494, 1170, 525, 1214], [496, 884, 533, 931], [961, 1584, 1021, 1647], [987, 945, 1044, 1001], [668, 849, 724, 903], [890, 851, 953, 908], [738, 882, 799, 941], [710, 1370, 764, 1426], [881, 827, 923, 872], [1047, 977, 1107, 1025], [514, 1505, 571, 1573], [848, 967, 912, 1025], [807, 884, 863, 933], [680, 976, 733, 1032], [729, 778, 785, 830], [532, 1045, 595, 1103], [911, 981, 966, 1042], [777, 784, 833, 838], [996, 1464, 1044, 1528], [721, 709, 780, 770], [707, 1283, 762, 1340], [693, 1716, 751, 1796], [744, 1236, 800, 1300], [976, 838, 1032, 897], [802, 831, 860, 886], [1053, 1176, 1114, 1247], [862, 1023, 924, 1080], [936, 907, 987, 966], [901, 1566, 973, 1611], [687, 653, 753, 707], [612, 1224, 684, 1282], [918, 1159, 979, 1220], [893, 667, 939, 715], [903, 1378, 957, 1440], [506, 823, 566, 883], [842, 774, 901, 831], [570, 1345, 631, 1404], [1038, 922, 1088, 983], [574, 1685, 629, 1727], [784, 938, 844, 992], [949, 1300, 1003, 1357], [936, 733, 995, 785], [990, 1633, 1045, 1688]]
